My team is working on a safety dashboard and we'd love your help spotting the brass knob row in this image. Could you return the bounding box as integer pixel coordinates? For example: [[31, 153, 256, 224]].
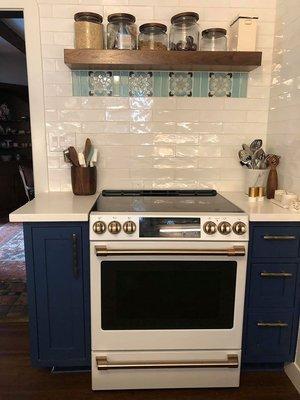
[[93, 221, 136, 235], [203, 221, 247, 235]]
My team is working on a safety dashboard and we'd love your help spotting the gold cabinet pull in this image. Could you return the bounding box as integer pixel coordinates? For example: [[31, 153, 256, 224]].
[[257, 322, 288, 328], [260, 271, 293, 278], [263, 235, 296, 240], [96, 354, 239, 371], [95, 245, 245, 257]]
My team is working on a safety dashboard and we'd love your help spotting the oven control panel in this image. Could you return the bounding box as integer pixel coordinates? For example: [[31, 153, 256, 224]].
[[90, 214, 249, 241]]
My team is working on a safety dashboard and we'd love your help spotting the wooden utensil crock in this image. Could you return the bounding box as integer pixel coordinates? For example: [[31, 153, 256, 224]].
[[71, 166, 97, 195]]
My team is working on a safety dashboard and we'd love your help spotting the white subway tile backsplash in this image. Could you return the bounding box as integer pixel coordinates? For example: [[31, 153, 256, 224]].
[[38, 0, 275, 192]]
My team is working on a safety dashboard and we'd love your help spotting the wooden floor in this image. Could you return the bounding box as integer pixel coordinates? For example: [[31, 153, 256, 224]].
[[0, 323, 299, 400]]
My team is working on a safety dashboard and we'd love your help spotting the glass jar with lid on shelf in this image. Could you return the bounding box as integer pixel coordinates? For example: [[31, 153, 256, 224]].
[[138, 23, 168, 50], [200, 28, 227, 51], [107, 13, 137, 50], [169, 12, 199, 51], [74, 12, 104, 49]]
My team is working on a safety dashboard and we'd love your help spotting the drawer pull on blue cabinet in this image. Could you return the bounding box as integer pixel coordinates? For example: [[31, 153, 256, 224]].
[[263, 235, 296, 240], [72, 233, 79, 279], [260, 271, 293, 277], [257, 322, 288, 328]]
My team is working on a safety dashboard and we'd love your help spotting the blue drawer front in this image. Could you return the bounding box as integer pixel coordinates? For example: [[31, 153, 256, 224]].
[[252, 226, 300, 258], [244, 310, 294, 362], [249, 263, 298, 308]]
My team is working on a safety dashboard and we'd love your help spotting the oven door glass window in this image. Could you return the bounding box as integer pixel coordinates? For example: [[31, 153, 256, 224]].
[[101, 260, 236, 330]]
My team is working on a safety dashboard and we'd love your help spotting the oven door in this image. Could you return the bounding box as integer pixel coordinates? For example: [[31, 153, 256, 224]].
[[90, 241, 247, 351]]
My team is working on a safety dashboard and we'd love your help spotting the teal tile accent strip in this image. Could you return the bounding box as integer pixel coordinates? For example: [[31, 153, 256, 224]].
[[72, 70, 249, 98]]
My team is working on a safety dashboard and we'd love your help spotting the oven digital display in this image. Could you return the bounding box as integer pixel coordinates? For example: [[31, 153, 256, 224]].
[[139, 217, 201, 238]]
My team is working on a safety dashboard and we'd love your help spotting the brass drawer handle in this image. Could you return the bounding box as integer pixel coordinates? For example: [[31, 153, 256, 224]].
[[95, 245, 245, 257], [96, 354, 239, 371], [263, 235, 296, 240], [260, 271, 293, 277], [257, 322, 288, 328]]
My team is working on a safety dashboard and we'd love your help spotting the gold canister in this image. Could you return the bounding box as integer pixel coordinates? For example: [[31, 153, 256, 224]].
[[248, 186, 259, 198]]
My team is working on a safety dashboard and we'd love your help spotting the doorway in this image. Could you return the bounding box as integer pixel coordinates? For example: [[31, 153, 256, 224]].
[[0, 11, 29, 322]]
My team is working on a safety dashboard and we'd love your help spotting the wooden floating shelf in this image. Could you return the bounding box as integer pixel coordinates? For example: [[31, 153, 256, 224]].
[[64, 49, 262, 72]]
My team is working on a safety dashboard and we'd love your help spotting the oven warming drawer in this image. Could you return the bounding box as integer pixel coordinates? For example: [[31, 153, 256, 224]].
[[92, 350, 241, 390]]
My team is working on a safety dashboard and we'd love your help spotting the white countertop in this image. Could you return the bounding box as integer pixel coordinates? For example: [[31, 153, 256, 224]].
[[9, 192, 99, 222], [222, 192, 300, 222], [8, 191, 300, 223]]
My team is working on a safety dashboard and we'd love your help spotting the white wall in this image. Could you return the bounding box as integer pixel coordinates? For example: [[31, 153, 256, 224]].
[[267, 0, 300, 192], [36, 0, 276, 191]]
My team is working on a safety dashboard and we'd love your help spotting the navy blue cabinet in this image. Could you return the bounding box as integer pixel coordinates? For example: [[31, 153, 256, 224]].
[[243, 222, 300, 366], [24, 222, 90, 368]]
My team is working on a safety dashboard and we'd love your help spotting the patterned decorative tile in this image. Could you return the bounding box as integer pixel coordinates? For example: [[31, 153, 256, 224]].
[[169, 72, 193, 97], [129, 71, 154, 97], [208, 73, 233, 97], [72, 70, 248, 98], [88, 71, 113, 96]]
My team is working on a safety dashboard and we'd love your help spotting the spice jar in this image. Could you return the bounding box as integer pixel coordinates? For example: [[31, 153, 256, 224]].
[[169, 12, 199, 51], [200, 28, 227, 51], [107, 13, 137, 50], [74, 12, 104, 49], [138, 23, 168, 50]]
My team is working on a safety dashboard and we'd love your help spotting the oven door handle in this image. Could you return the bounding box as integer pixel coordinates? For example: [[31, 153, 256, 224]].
[[96, 354, 239, 370], [95, 245, 246, 257]]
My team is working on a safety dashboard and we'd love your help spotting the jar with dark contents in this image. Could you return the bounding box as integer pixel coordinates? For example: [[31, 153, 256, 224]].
[[107, 13, 137, 50], [138, 23, 168, 50], [169, 12, 199, 51]]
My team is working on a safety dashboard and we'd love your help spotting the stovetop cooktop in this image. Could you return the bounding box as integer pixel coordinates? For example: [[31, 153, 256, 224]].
[[94, 190, 244, 214]]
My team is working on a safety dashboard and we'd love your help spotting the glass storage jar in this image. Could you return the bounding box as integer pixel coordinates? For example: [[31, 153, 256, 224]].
[[138, 23, 168, 50], [74, 12, 104, 49], [169, 12, 199, 51], [200, 28, 227, 51], [107, 13, 137, 50]]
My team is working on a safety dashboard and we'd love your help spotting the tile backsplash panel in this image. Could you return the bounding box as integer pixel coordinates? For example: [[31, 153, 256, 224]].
[[267, 0, 300, 194], [38, 0, 276, 192], [73, 71, 248, 98]]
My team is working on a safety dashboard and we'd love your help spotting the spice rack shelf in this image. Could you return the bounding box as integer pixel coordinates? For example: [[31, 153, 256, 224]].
[[64, 49, 262, 72]]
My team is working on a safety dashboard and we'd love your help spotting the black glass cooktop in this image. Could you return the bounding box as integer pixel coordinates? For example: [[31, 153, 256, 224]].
[[94, 190, 244, 214]]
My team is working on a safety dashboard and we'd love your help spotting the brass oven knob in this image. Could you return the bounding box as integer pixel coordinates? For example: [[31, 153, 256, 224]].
[[123, 221, 136, 235], [233, 221, 247, 235], [93, 221, 106, 234], [108, 221, 122, 234], [203, 221, 217, 235], [218, 221, 232, 235]]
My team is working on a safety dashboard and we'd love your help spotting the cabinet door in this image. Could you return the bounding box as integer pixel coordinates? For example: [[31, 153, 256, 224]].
[[244, 310, 294, 363], [32, 226, 87, 365]]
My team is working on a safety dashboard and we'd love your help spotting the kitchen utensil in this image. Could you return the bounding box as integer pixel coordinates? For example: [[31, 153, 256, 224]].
[[63, 149, 71, 163], [83, 138, 92, 165], [78, 152, 86, 167], [68, 146, 80, 167], [242, 143, 252, 155], [90, 149, 98, 167], [86, 146, 94, 167], [266, 154, 280, 199], [250, 139, 262, 153]]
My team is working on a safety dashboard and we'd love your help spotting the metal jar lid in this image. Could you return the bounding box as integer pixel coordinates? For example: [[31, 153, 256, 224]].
[[108, 13, 136, 23], [202, 28, 227, 38], [139, 23, 167, 33], [74, 12, 103, 24], [171, 12, 199, 24]]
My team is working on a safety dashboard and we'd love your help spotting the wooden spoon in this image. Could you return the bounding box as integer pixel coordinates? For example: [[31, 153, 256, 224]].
[[68, 146, 80, 167], [83, 138, 92, 165]]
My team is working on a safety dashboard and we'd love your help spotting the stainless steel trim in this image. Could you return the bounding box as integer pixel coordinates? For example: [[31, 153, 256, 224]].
[[263, 235, 296, 240], [96, 354, 239, 371], [260, 271, 293, 278], [95, 245, 246, 257], [257, 322, 288, 328]]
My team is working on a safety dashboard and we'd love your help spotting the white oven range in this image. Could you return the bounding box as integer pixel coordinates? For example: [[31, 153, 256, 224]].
[[89, 190, 249, 390]]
